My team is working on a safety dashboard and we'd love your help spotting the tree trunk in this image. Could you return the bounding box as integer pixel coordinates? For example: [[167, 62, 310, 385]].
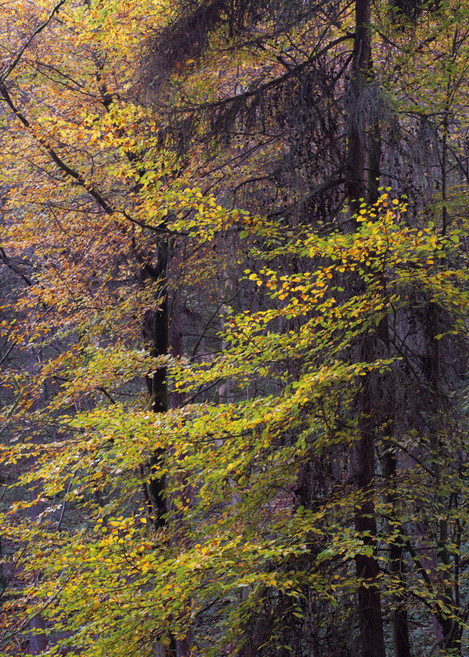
[[384, 447, 411, 657], [146, 290, 169, 528], [354, 358, 386, 657], [28, 494, 47, 654], [346, 0, 372, 213], [424, 304, 461, 655], [347, 4, 386, 657], [141, 238, 170, 528]]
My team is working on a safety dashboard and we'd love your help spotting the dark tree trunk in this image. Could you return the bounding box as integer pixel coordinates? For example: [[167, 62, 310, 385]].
[[144, 238, 170, 529], [28, 493, 47, 654], [346, 6, 386, 656], [384, 447, 412, 657], [353, 358, 386, 657], [29, 611, 47, 655], [346, 0, 372, 214], [424, 304, 461, 655], [142, 240, 193, 656], [368, 116, 381, 205]]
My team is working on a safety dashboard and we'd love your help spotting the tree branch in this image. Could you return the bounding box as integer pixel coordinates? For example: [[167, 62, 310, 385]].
[[179, 34, 354, 114], [0, 82, 175, 235], [0, 0, 67, 84]]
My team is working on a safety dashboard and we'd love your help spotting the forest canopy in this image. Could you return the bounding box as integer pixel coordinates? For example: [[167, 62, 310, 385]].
[[0, 1, 469, 656]]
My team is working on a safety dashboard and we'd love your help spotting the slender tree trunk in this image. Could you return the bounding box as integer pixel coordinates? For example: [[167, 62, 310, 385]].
[[383, 446, 412, 657], [347, 4, 386, 656], [353, 347, 386, 657], [0, 536, 5, 599], [368, 115, 381, 205], [141, 238, 170, 528], [424, 304, 461, 655], [380, 312, 411, 657], [143, 239, 192, 656], [28, 579, 47, 655], [28, 493, 47, 654], [347, 0, 372, 213], [28, 352, 49, 655], [146, 291, 169, 528]]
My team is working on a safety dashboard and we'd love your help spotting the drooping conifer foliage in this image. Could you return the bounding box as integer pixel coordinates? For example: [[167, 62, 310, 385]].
[[1, 1, 468, 656]]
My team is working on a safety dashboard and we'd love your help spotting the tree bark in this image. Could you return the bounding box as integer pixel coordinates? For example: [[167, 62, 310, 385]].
[[347, 6, 386, 656], [346, 0, 372, 214], [384, 447, 411, 657], [353, 356, 386, 657], [143, 238, 170, 528], [424, 304, 461, 655]]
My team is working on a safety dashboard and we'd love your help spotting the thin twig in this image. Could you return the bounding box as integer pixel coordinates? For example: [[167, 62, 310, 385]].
[[0, 0, 67, 84], [56, 477, 73, 531]]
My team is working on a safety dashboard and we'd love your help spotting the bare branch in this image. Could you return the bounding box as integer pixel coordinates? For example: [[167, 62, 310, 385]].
[[0, 0, 67, 84]]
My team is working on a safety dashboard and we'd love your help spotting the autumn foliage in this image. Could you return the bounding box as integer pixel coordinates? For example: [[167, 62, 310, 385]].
[[1, 1, 469, 656]]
